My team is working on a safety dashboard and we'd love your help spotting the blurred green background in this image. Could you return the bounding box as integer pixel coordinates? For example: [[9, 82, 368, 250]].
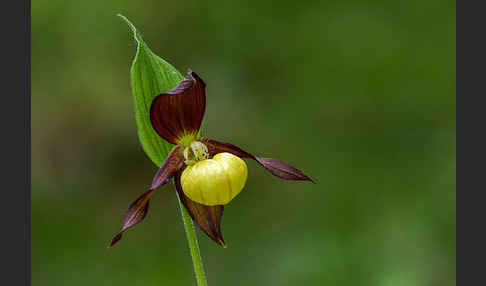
[[32, 0, 456, 285]]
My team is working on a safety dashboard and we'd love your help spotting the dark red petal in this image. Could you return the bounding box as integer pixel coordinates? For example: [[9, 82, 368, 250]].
[[199, 138, 314, 183], [108, 189, 155, 248], [174, 171, 226, 247], [151, 146, 184, 189], [200, 138, 253, 159], [255, 157, 315, 183], [150, 71, 206, 144]]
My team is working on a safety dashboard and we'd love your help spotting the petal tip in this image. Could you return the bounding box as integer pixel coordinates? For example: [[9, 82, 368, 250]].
[[300, 173, 316, 184], [190, 71, 206, 87], [108, 189, 155, 248], [108, 233, 123, 248], [220, 240, 227, 248]]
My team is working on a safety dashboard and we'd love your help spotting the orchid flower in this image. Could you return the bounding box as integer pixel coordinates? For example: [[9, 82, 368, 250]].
[[109, 71, 314, 248]]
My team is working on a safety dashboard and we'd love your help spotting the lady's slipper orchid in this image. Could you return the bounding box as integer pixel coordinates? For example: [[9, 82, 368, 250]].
[[110, 71, 314, 248]]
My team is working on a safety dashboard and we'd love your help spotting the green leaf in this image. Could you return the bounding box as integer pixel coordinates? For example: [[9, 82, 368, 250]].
[[118, 14, 184, 167]]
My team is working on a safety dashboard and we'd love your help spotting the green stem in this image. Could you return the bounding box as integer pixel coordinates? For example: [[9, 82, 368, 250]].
[[176, 192, 208, 286]]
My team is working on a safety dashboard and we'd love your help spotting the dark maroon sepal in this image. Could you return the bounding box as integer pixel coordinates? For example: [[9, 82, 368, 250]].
[[150, 71, 206, 144], [108, 189, 155, 248], [151, 146, 184, 189], [200, 138, 314, 183], [174, 171, 226, 247]]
